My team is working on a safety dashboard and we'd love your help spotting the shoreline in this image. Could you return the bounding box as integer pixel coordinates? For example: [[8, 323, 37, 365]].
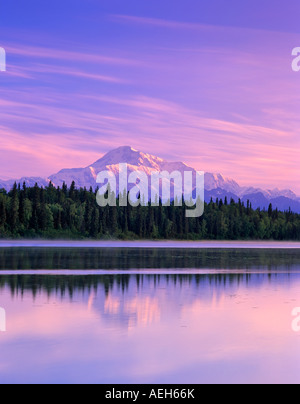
[[0, 240, 300, 249]]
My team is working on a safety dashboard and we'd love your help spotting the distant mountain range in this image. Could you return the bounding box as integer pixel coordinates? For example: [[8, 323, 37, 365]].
[[1, 146, 299, 213]]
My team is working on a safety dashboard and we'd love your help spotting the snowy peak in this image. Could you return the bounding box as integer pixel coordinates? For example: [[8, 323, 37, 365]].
[[46, 146, 241, 194], [91, 146, 164, 171], [1, 145, 299, 213], [204, 173, 240, 194], [0, 177, 50, 190]]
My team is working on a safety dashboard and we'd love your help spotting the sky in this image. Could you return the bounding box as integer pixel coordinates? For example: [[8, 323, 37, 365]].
[[0, 0, 300, 193]]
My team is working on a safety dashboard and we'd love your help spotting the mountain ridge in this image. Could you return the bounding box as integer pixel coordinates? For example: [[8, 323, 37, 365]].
[[1, 146, 299, 212]]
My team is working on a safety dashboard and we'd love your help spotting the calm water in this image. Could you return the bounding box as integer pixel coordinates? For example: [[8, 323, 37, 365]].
[[0, 247, 300, 384]]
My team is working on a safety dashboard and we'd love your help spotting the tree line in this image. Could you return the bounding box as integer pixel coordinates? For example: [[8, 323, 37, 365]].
[[0, 181, 299, 240], [0, 273, 286, 299]]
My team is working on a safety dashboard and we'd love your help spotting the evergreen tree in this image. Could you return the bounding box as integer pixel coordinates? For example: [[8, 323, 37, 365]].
[[0, 182, 299, 241], [0, 195, 6, 229], [9, 182, 19, 232]]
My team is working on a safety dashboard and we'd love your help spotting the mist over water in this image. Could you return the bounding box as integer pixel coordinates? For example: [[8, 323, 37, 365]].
[[0, 246, 299, 271]]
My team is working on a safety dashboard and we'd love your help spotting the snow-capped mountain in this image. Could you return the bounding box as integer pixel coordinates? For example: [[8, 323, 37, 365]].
[[49, 146, 241, 193], [239, 186, 298, 201], [49, 146, 187, 189], [0, 177, 50, 190], [1, 146, 299, 212]]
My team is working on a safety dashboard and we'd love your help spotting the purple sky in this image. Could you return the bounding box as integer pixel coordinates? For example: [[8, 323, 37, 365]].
[[0, 0, 299, 193]]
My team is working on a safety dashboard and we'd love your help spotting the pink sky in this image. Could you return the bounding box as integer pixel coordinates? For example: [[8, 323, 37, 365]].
[[0, 3, 300, 193]]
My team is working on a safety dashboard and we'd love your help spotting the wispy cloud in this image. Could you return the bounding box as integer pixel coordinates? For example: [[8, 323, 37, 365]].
[[110, 13, 300, 37], [6, 44, 142, 66], [1, 10, 299, 194], [110, 14, 214, 31], [0, 89, 298, 192], [14, 63, 128, 83]]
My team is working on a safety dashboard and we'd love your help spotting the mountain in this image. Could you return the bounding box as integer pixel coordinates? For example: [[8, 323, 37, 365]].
[[0, 177, 49, 190], [49, 146, 242, 194], [1, 145, 299, 213], [49, 146, 191, 190]]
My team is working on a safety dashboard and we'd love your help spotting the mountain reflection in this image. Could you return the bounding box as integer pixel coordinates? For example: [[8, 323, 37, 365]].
[[1, 273, 299, 329], [102, 293, 161, 329]]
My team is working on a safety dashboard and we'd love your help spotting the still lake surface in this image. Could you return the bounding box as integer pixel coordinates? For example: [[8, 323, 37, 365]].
[[0, 244, 300, 384]]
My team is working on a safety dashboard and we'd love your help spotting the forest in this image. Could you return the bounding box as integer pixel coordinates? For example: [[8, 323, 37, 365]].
[[0, 181, 299, 240]]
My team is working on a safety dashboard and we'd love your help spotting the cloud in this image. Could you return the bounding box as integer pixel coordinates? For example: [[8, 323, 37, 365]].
[[1, 88, 298, 192], [1, 22, 299, 194], [111, 13, 300, 38], [110, 14, 215, 31], [13, 63, 128, 83], [6, 44, 142, 66]]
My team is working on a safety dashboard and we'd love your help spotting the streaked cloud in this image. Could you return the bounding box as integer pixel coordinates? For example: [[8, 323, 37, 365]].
[[6, 44, 143, 66], [111, 14, 215, 31], [1, 89, 298, 192], [1, 2, 299, 194]]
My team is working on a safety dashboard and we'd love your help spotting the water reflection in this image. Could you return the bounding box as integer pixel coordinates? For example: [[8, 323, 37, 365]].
[[0, 272, 298, 300], [0, 273, 300, 383]]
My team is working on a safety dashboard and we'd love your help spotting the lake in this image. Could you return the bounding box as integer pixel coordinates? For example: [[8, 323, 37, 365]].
[[0, 244, 300, 384]]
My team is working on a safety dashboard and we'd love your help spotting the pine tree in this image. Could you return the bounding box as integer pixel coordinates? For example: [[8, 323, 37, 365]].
[[0, 195, 6, 229], [268, 203, 273, 218], [69, 181, 76, 200], [10, 183, 19, 232], [0, 182, 299, 241]]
